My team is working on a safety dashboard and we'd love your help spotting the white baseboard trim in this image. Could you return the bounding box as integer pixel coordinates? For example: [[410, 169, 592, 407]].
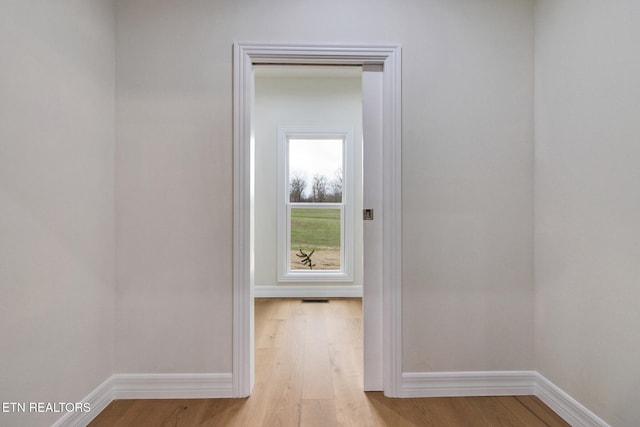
[[401, 371, 537, 398], [254, 285, 363, 298], [535, 373, 610, 427], [55, 370, 609, 426], [401, 370, 610, 427], [52, 376, 114, 427], [54, 373, 234, 426], [113, 373, 234, 399]]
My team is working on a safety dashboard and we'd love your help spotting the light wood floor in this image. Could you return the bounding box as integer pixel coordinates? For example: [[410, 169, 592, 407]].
[[90, 298, 569, 426]]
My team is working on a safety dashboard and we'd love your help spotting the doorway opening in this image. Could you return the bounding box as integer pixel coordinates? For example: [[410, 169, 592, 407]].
[[253, 65, 363, 288], [252, 64, 365, 404], [233, 43, 402, 398]]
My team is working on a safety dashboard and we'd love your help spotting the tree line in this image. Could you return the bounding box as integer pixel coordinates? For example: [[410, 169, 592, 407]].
[[289, 169, 342, 203]]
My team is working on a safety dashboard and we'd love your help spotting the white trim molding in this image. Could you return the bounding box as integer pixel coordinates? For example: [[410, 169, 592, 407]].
[[535, 373, 610, 427], [53, 373, 234, 426], [233, 42, 402, 398], [112, 373, 233, 399], [55, 370, 609, 426], [401, 371, 611, 427], [254, 285, 363, 298], [401, 371, 537, 398], [52, 377, 114, 427]]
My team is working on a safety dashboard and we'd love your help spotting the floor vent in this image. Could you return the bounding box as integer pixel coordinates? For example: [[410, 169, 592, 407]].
[[301, 298, 330, 303]]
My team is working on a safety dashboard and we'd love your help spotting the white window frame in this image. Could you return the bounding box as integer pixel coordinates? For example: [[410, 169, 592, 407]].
[[277, 126, 355, 282]]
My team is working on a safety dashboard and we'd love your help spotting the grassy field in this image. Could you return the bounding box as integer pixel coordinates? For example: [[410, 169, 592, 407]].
[[290, 208, 340, 251]]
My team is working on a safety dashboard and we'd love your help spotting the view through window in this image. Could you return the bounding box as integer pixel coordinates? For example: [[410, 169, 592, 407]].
[[277, 128, 354, 282], [288, 138, 344, 271]]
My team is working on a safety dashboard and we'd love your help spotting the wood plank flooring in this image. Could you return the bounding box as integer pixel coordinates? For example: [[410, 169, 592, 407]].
[[89, 298, 569, 427]]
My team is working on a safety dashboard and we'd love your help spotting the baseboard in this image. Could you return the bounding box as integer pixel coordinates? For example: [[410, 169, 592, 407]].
[[53, 373, 234, 426], [112, 373, 234, 399], [52, 376, 114, 427], [401, 371, 537, 398], [254, 285, 363, 298], [535, 373, 610, 427], [401, 370, 610, 427], [54, 370, 610, 426]]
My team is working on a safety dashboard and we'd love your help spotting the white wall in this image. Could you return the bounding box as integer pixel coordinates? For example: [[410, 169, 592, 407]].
[[254, 67, 363, 289], [401, 2, 535, 371], [534, 1, 640, 425], [0, 1, 115, 426], [115, 0, 534, 375], [7, 0, 638, 424]]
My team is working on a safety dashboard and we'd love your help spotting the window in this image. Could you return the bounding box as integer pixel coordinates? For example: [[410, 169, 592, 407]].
[[277, 127, 354, 282]]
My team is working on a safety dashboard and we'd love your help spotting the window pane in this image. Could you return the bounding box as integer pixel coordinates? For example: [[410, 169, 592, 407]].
[[289, 139, 342, 203], [290, 207, 341, 271]]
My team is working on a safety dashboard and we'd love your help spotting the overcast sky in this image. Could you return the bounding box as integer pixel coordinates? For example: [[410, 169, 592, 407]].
[[289, 139, 343, 187]]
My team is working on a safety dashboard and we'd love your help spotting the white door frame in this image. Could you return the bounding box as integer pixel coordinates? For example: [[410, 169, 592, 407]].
[[232, 43, 402, 397]]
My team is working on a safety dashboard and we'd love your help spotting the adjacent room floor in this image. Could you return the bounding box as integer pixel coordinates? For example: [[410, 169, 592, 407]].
[[89, 298, 568, 426]]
